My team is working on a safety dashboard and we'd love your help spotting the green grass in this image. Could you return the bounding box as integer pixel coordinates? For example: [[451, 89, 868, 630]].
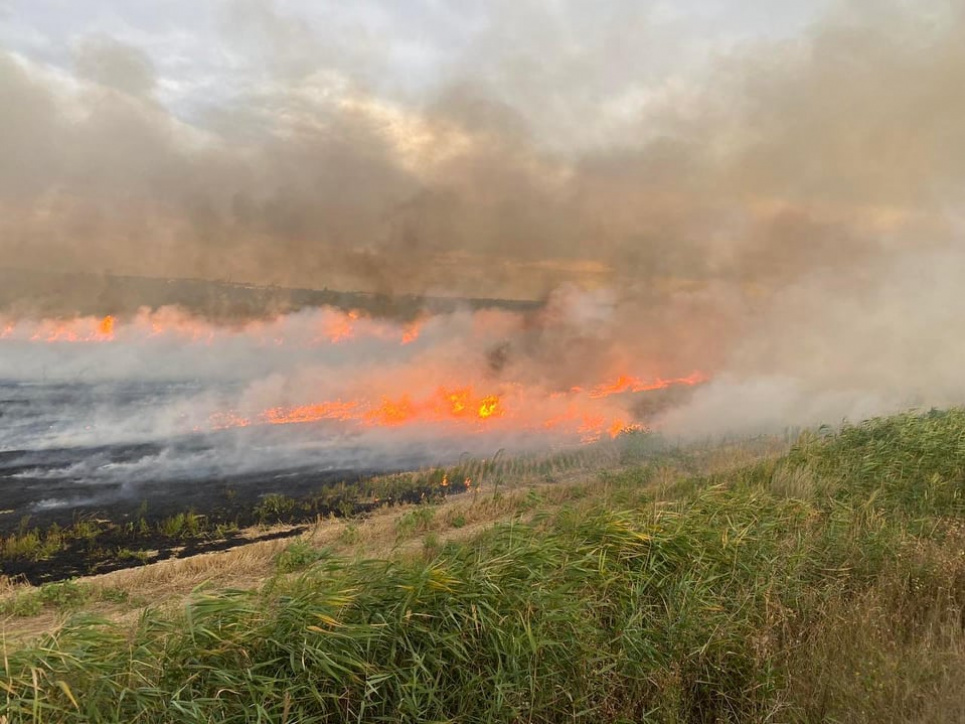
[[274, 540, 331, 573], [788, 408, 965, 516], [0, 580, 93, 618], [3, 411, 965, 722]]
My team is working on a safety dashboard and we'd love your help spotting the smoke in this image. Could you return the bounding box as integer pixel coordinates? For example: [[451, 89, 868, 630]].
[[1, 0, 965, 443], [0, 295, 665, 518], [74, 36, 157, 99], [659, 248, 965, 437]]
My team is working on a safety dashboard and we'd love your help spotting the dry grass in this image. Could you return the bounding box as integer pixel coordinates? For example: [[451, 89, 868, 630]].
[[781, 532, 965, 723], [10, 415, 965, 722], [0, 459, 652, 643]]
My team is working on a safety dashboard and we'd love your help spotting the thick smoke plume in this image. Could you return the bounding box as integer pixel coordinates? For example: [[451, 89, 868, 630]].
[[2, 0, 965, 437]]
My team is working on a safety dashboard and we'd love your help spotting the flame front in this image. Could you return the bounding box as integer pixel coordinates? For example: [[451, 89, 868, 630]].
[[589, 371, 708, 398], [1, 304, 709, 445], [209, 373, 698, 442], [239, 387, 508, 430]]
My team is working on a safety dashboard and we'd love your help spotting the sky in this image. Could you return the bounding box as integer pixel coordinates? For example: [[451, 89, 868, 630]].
[[0, 0, 831, 149]]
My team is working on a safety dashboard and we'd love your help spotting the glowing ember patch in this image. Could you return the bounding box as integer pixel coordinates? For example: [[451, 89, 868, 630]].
[[210, 412, 252, 429]]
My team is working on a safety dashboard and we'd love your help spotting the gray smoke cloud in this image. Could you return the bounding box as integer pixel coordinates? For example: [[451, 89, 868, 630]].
[[1, 0, 964, 437]]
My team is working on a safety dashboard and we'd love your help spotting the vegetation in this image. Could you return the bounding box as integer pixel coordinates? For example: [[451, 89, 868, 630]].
[[275, 540, 331, 574], [0, 580, 132, 618], [2, 412, 965, 722]]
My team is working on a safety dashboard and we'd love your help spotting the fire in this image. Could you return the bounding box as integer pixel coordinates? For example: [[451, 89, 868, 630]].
[[263, 401, 359, 426], [367, 396, 417, 426], [232, 387, 509, 432], [209, 411, 252, 429], [589, 371, 708, 398], [608, 419, 643, 438], [401, 320, 422, 345], [321, 310, 360, 343], [3, 303, 709, 446], [208, 368, 701, 442], [97, 315, 115, 339], [19, 315, 118, 343], [447, 389, 469, 414], [1, 307, 416, 348], [477, 396, 501, 418]]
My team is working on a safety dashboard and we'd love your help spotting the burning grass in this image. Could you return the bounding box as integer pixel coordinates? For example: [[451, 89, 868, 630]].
[[0, 298, 710, 449], [3, 411, 965, 722]]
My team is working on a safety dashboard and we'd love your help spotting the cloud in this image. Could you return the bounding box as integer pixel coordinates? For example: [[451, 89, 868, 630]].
[[74, 35, 157, 98]]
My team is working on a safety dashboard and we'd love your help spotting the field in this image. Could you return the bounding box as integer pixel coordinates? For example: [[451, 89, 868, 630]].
[[3, 410, 965, 722]]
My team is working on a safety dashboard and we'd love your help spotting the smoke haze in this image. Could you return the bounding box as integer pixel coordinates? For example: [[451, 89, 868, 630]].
[[2, 0, 965, 438]]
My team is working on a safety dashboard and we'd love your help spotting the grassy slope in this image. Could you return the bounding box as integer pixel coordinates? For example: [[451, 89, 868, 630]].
[[3, 412, 965, 722]]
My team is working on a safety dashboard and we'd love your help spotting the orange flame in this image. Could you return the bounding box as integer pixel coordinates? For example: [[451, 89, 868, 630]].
[[589, 371, 708, 398], [97, 315, 115, 339], [366, 396, 417, 426], [262, 401, 359, 426], [447, 389, 469, 415], [213, 386, 511, 432], [321, 310, 360, 343], [208, 367, 702, 441], [3, 307, 708, 444], [25, 315, 117, 343], [477, 396, 501, 419], [401, 320, 422, 345]]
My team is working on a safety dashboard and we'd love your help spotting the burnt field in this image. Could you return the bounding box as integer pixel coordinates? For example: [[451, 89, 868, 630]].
[[0, 375, 696, 531], [0, 379, 424, 527], [0, 379, 436, 531], [0, 378, 602, 584], [0, 439, 386, 531], [0, 381, 681, 585]]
